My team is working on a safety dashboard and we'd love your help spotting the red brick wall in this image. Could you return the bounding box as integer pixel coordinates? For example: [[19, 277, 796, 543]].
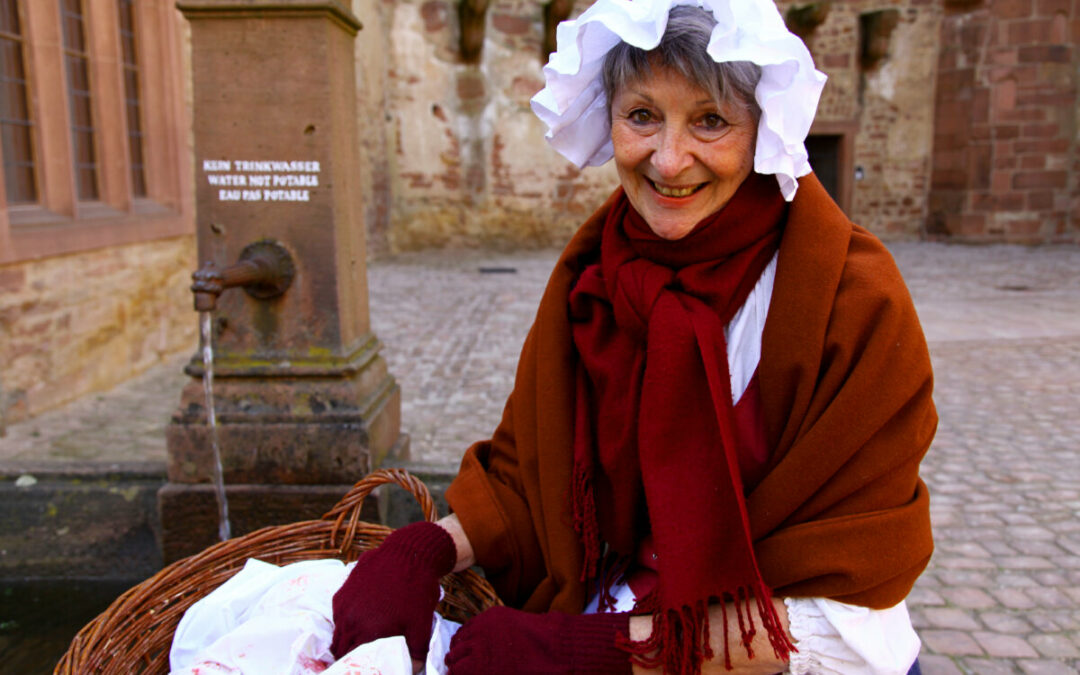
[[929, 0, 1079, 242]]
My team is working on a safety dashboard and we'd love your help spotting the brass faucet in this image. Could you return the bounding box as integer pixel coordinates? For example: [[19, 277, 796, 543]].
[[191, 239, 296, 312]]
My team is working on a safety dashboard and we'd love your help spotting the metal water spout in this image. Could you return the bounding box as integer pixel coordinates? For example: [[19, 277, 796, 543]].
[[191, 239, 296, 311]]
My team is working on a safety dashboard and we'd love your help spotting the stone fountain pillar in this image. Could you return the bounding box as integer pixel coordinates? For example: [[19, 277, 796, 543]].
[[161, 0, 405, 562]]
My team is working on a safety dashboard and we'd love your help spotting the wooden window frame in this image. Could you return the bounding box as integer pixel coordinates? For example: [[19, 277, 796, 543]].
[[0, 0, 191, 264], [0, 0, 38, 205]]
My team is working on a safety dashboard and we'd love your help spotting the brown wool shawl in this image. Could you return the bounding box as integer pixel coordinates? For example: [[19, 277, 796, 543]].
[[445, 174, 936, 637]]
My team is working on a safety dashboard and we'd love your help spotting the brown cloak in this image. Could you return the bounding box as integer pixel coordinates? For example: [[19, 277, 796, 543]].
[[444, 174, 936, 615]]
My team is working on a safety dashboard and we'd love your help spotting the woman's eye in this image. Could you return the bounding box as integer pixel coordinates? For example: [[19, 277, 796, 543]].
[[700, 113, 726, 130], [628, 109, 653, 124]]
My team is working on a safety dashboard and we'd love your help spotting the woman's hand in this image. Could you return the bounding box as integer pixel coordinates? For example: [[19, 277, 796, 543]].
[[444, 606, 631, 675], [628, 598, 792, 675], [330, 521, 457, 661]]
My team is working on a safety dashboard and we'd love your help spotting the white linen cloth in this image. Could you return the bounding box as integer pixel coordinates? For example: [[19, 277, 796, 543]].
[[169, 558, 460, 675], [530, 0, 827, 200]]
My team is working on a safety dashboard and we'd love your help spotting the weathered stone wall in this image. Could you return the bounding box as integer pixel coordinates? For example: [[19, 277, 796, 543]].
[[364, 0, 619, 252], [781, 0, 944, 238], [929, 0, 1079, 242], [0, 237, 197, 427], [368, 0, 946, 249]]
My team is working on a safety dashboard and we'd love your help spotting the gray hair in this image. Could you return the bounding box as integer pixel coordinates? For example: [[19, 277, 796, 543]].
[[602, 5, 762, 121]]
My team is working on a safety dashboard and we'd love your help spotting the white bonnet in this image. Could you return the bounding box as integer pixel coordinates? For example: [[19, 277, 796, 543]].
[[530, 0, 827, 201]]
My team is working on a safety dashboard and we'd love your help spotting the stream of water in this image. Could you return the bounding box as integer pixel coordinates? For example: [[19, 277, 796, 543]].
[[200, 311, 232, 542]]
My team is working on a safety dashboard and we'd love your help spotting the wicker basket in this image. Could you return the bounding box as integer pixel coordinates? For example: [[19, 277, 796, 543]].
[[55, 468, 500, 674]]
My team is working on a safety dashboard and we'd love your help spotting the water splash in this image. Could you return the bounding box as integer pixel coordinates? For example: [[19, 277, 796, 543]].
[[200, 311, 232, 542]]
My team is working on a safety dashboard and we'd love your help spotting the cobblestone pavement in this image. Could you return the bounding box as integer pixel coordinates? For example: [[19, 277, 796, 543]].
[[3, 242, 1080, 673]]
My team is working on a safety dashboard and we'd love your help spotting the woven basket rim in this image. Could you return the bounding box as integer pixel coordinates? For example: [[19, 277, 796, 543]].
[[54, 468, 499, 674]]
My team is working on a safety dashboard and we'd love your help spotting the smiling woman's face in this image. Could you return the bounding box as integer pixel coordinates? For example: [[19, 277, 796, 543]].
[[610, 66, 757, 240]]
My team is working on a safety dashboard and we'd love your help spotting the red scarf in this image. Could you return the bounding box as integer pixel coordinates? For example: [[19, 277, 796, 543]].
[[568, 173, 796, 673]]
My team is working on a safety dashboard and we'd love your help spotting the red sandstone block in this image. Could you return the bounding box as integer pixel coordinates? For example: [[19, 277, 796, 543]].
[[492, 14, 531, 35], [1008, 219, 1043, 236], [991, 48, 1019, 65], [967, 124, 991, 141], [456, 76, 485, 101], [1021, 122, 1061, 137], [420, 1, 448, 32], [1014, 137, 1069, 153], [998, 192, 1026, 210], [0, 267, 25, 293], [1018, 44, 1071, 61], [932, 147, 966, 169], [1020, 154, 1047, 169], [958, 214, 987, 235], [822, 53, 851, 69], [972, 88, 991, 124], [1008, 18, 1053, 44], [934, 132, 966, 151], [1013, 170, 1067, 189], [992, 140, 1015, 157], [939, 68, 977, 96], [960, 24, 988, 51], [995, 124, 1021, 139], [992, 81, 1018, 115], [992, 170, 1014, 191], [971, 191, 994, 212], [1028, 190, 1054, 209], [993, 155, 1018, 169], [1015, 90, 1077, 107], [1036, 0, 1070, 14], [988, 63, 1039, 83], [1050, 13, 1069, 40], [996, 0, 1035, 19], [931, 168, 970, 190], [997, 108, 1049, 123]]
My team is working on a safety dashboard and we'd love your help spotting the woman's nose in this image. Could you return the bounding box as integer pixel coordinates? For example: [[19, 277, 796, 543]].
[[650, 127, 694, 178]]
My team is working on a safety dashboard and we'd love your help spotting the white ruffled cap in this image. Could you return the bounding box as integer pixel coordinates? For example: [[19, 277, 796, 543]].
[[530, 0, 827, 201]]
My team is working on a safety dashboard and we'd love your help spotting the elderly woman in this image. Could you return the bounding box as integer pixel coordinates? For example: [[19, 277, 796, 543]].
[[331, 1, 935, 673]]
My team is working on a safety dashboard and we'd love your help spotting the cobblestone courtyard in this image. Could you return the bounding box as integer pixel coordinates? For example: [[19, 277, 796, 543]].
[[3, 242, 1080, 673]]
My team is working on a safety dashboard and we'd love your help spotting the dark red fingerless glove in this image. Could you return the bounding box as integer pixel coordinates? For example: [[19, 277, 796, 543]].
[[444, 606, 632, 675], [330, 521, 456, 661]]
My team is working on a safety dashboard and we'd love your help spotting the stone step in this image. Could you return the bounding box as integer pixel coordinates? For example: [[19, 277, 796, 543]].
[[0, 460, 457, 582]]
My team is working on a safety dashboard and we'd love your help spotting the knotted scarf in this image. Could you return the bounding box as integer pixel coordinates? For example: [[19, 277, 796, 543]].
[[567, 173, 795, 673]]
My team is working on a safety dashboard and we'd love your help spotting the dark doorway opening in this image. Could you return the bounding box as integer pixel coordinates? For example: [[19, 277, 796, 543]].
[[806, 134, 842, 203]]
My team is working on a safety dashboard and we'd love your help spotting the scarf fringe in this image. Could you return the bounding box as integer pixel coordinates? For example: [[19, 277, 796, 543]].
[[596, 554, 632, 613], [571, 461, 601, 583], [617, 584, 796, 674]]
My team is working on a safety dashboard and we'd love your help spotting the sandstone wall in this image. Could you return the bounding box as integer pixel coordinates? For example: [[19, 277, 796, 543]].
[[366, 0, 946, 249], [929, 0, 1079, 242], [0, 237, 197, 427], [781, 0, 944, 238], [363, 0, 620, 253]]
